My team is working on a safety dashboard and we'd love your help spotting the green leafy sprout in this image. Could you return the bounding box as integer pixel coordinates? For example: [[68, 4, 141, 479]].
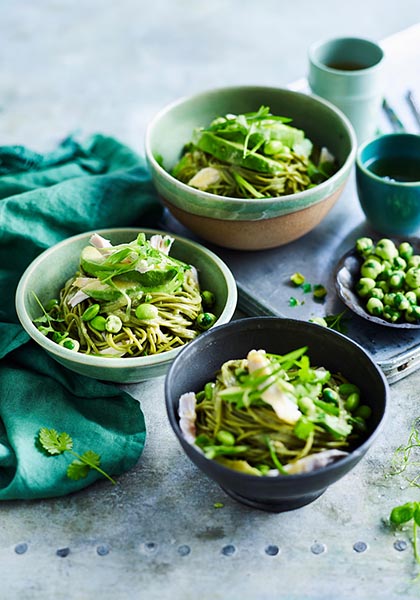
[[38, 428, 116, 485], [388, 420, 420, 577]]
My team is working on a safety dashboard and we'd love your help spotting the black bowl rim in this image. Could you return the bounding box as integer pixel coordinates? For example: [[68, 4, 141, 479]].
[[165, 316, 389, 483]]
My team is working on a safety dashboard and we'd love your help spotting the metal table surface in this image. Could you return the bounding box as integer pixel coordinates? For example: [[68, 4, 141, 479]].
[[2, 6, 420, 600]]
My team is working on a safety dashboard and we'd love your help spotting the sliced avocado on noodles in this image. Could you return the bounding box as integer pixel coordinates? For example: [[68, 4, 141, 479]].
[[79, 234, 190, 299], [195, 131, 285, 175]]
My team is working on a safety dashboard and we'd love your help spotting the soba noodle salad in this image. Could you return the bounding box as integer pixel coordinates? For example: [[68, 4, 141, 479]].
[[171, 105, 337, 199], [179, 347, 371, 476], [33, 232, 217, 358]]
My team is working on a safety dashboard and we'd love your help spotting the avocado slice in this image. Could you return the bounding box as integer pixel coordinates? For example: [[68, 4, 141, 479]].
[[196, 131, 285, 174]]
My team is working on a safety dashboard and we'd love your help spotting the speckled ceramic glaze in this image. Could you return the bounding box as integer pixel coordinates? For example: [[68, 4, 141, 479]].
[[15, 228, 237, 383], [145, 86, 357, 250], [356, 133, 420, 236]]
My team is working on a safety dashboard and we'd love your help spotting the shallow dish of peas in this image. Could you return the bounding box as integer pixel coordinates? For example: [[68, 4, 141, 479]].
[[335, 237, 420, 329]]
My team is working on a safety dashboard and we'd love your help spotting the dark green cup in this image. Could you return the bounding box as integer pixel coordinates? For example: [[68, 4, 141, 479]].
[[356, 133, 420, 236]]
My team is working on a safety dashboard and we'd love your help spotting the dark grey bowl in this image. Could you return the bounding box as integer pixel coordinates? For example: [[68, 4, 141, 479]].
[[165, 317, 389, 512]]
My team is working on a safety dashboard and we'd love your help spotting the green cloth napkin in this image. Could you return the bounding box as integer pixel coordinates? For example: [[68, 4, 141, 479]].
[[0, 134, 162, 499]]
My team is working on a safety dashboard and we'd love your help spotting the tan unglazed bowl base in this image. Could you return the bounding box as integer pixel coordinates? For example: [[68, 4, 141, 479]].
[[163, 186, 343, 251]]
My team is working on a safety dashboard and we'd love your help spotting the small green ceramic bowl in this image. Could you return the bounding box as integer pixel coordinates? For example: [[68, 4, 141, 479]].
[[145, 86, 357, 250], [356, 133, 420, 236], [15, 228, 237, 383]]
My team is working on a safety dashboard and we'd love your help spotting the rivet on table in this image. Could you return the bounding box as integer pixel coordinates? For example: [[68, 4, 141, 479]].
[[14, 543, 28, 555], [221, 544, 236, 556], [96, 544, 110, 556], [265, 545, 279, 556], [394, 540, 408, 551], [311, 542, 326, 555], [56, 547, 70, 558], [177, 545, 191, 556], [353, 541, 368, 553]]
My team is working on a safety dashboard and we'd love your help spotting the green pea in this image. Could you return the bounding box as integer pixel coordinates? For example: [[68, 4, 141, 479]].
[[323, 388, 339, 403], [361, 260, 383, 279], [294, 417, 315, 440], [383, 305, 401, 322], [375, 238, 398, 261], [59, 337, 80, 351], [383, 292, 396, 307], [405, 291, 417, 304], [355, 237, 374, 256], [298, 396, 315, 413], [368, 287, 384, 301], [82, 303, 100, 321], [408, 255, 420, 268], [105, 315, 122, 333], [407, 305, 420, 320], [393, 293, 410, 310], [216, 430, 235, 446], [356, 277, 376, 297], [135, 303, 159, 320], [264, 140, 284, 155], [377, 280, 389, 292], [389, 271, 405, 289], [90, 315, 107, 331], [196, 312, 217, 330], [345, 392, 360, 412], [399, 242, 414, 261], [366, 297, 383, 316], [405, 267, 420, 289], [355, 405, 372, 419], [201, 290, 216, 308], [393, 256, 407, 270], [338, 383, 360, 396], [45, 298, 59, 311]]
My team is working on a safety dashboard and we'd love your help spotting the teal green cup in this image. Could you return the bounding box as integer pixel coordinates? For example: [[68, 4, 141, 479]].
[[308, 37, 384, 144], [356, 133, 420, 236]]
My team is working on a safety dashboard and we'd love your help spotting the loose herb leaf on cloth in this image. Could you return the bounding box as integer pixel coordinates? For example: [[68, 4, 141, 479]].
[[38, 428, 116, 484], [0, 134, 156, 500], [39, 428, 73, 455]]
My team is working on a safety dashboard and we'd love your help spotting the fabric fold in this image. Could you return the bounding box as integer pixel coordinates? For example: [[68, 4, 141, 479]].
[[0, 134, 161, 499]]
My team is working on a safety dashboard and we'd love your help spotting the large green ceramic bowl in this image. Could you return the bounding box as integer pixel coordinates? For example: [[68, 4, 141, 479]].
[[15, 228, 237, 383], [145, 86, 357, 250]]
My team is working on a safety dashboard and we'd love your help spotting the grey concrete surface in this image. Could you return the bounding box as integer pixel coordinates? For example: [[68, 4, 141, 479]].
[[2, 2, 420, 599]]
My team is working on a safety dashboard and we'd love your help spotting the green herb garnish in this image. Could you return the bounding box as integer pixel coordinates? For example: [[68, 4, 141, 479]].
[[38, 428, 116, 484], [390, 502, 420, 576]]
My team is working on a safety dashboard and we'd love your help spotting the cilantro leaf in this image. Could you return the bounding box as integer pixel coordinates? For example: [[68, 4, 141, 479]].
[[67, 459, 91, 480], [37, 427, 116, 485], [39, 428, 73, 455]]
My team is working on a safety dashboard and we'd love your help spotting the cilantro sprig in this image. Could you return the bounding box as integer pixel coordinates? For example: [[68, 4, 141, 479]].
[[38, 428, 116, 485]]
